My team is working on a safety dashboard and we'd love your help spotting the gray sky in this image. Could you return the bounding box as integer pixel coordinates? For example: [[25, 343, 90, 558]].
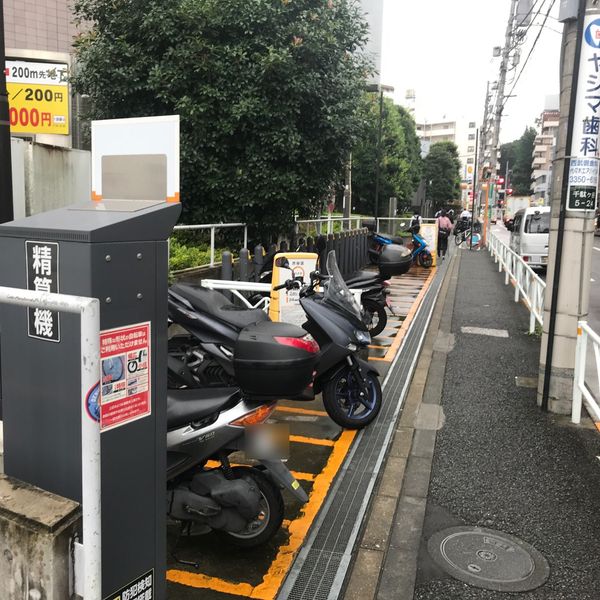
[[380, 0, 562, 143]]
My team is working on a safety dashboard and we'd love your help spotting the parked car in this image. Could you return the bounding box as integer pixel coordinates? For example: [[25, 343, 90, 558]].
[[509, 206, 550, 269]]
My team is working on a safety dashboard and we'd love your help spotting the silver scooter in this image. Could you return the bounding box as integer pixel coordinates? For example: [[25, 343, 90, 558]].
[[167, 387, 308, 550]]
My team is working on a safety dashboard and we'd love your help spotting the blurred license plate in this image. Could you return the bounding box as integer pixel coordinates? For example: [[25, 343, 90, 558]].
[[246, 424, 289, 460]]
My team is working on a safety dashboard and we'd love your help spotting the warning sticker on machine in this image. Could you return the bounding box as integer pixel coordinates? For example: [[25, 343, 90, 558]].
[[104, 568, 153, 600], [100, 322, 151, 432]]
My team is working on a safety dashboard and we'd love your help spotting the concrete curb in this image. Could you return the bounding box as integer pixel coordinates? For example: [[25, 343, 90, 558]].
[[343, 251, 461, 600]]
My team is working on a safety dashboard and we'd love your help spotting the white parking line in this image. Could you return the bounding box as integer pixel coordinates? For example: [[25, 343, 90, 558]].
[[461, 326, 509, 338], [594, 247, 600, 252]]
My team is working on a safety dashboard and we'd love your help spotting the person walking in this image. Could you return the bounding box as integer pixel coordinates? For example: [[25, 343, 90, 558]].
[[436, 209, 453, 260], [410, 210, 422, 231]]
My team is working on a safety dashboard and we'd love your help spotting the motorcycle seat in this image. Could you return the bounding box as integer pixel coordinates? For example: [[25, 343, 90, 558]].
[[375, 234, 404, 245], [345, 270, 382, 287], [171, 284, 269, 330], [167, 387, 240, 430]]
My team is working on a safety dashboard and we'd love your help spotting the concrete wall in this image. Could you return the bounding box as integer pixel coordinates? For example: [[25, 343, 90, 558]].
[[11, 139, 91, 216], [0, 474, 80, 600]]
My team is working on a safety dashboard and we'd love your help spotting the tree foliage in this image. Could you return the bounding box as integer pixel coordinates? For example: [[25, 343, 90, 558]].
[[351, 98, 422, 215], [423, 141, 461, 211], [72, 0, 371, 236], [499, 126, 536, 196]]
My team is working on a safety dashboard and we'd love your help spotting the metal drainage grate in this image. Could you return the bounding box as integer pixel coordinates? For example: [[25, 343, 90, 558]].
[[427, 526, 550, 592], [278, 262, 448, 600]]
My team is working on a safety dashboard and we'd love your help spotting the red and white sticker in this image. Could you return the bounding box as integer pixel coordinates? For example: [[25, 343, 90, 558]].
[[100, 322, 151, 432]]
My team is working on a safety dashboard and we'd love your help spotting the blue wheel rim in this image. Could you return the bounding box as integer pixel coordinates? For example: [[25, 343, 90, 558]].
[[334, 371, 377, 420]]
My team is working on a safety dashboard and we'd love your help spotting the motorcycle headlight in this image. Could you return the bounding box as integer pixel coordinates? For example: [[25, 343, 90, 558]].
[[355, 330, 371, 345]]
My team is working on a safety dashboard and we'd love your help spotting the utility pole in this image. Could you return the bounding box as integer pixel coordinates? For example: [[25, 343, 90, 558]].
[[489, 0, 519, 180], [479, 81, 492, 238], [374, 88, 384, 220], [343, 154, 352, 221], [479, 81, 491, 176], [469, 129, 479, 249], [0, 0, 14, 223], [539, 0, 598, 413]]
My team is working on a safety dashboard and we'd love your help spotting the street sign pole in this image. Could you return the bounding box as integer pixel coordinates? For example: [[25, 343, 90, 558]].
[[0, 0, 14, 224], [540, 0, 598, 412]]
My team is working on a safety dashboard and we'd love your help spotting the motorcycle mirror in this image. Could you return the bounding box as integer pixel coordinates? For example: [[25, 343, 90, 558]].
[[275, 257, 292, 270]]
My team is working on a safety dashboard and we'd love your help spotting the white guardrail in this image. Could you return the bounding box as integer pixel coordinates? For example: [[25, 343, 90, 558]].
[[0, 287, 101, 600], [173, 223, 248, 267], [295, 216, 366, 235], [573, 321, 600, 426], [201, 279, 271, 311], [487, 232, 546, 334]]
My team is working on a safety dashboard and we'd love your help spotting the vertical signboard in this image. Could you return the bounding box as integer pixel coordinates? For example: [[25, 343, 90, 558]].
[[5, 60, 70, 135], [91, 116, 180, 203], [104, 569, 153, 600], [26, 240, 60, 342], [269, 253, 318, 325], [100, 322, 151, 431], [418, 223, 438, 267], [567, 15, 600, 211]]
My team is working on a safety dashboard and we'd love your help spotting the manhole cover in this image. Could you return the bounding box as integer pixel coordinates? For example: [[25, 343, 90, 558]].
[[427, 526, 550, 592]]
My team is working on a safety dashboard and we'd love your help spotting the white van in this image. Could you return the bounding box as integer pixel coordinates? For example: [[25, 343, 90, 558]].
[[509, 206, 550, 268]]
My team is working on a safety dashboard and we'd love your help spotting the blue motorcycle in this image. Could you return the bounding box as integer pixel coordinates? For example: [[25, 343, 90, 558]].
[[407, 225, 433, 268], [367, 231, 405, 264]]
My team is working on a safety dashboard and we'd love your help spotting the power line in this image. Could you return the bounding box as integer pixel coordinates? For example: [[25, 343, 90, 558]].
[[502, 0, 557, 111]]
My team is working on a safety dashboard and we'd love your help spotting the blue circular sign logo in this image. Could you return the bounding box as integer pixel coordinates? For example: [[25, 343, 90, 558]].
[[585, 18, 600, 48], [86, 383, 101, 422]]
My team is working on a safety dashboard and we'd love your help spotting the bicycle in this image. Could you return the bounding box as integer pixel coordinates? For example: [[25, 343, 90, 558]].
[[454, 229, 482, 251]]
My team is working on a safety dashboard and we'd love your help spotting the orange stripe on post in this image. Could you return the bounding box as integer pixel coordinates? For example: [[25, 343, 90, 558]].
[[91, 191, 102, 202], [167, 192, 180, 203]]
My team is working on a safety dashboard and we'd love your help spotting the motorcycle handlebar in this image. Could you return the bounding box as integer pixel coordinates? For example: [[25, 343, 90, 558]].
[[273, 279, 302, 291]]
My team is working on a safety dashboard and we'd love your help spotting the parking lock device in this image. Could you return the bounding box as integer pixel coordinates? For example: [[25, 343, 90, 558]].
[[0, 199, 181, 599]]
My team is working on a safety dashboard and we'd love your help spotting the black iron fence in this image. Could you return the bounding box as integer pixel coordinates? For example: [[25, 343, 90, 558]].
[[173, 228, 370, 284]]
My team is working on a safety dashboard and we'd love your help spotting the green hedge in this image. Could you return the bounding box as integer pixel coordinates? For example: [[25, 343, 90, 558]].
[[169, 238, 223, 271]]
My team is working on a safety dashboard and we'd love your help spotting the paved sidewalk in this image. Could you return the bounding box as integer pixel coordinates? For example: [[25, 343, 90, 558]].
[[344, 248, 600, 599]]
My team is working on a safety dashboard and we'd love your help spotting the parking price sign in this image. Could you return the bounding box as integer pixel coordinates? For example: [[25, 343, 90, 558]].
[[5, 59, 70, 135]]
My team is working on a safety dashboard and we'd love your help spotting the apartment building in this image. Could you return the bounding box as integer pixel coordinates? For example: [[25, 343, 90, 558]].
[[531, 109, 559, 203], [416, 118, 478, 181]]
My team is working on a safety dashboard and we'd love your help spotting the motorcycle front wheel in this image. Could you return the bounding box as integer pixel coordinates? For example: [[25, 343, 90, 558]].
[[323, 367, 382, 429], [218, 467, 284, 548], [418, 252, 433, 268], [362, 299, 387, 337]]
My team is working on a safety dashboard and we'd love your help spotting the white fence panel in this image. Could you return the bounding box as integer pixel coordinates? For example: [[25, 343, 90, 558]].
[[487, 232, 546, 333]]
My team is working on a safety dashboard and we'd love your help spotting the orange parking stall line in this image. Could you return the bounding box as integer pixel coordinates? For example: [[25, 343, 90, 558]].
[[167, 570, 254, 597], [204, 463, 316, 482], [289, 434, 335, 447], [275, 405, 328, 418], [167, 429, 357, 599], [251, 429, 357, 599], [371, 268, 435, 363], [291, 471, 316, 482]]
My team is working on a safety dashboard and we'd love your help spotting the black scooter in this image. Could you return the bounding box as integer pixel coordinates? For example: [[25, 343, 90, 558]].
[[168, 391, 309, 551], [168, 252, 382, 429]]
